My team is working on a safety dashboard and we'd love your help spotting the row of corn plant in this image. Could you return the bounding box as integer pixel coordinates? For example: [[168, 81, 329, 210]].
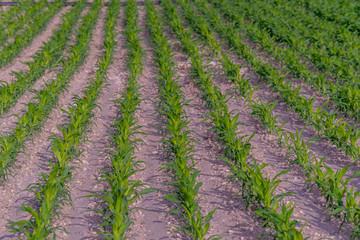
[[8, 1, 106, 238], [145, 1, 216, 239], [0, 0, 86, 115], [0, 0, 32, 28], [207, 0, 360, 123], [193, 0, 360, 164], [225, 0, 360, 84], [0, 0, 34, 39], [92, 0, 151, 239], [0, 0, 101, 182], [160, 0, 305, 238], [178, 1, 360, 237], [0, 0, 66, 68], [292, 0, 360, 33], [0, 0, 48, 47]]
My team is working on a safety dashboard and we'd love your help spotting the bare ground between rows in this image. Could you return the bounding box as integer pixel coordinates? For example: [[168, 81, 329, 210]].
[[160, 10, 350, 237], [0, 7, 89, 134], [0, 7, 105, 240], [172, 43, 264, 239], [0, 7, 70, 82], [212, 61, 350, 239], [128, 6, 173, 240]]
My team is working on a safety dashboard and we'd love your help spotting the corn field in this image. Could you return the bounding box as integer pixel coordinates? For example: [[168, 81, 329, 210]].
[[0, 0, 359, 239]]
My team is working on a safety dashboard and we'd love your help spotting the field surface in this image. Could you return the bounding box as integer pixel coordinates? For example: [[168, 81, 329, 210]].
[[0, 0, 360, 239]]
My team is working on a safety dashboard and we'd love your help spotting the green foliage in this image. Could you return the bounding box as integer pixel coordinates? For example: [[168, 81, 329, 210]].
[[0, 0, 96, 182], [191, 0, 360, 235], [248, 99, 278, 133]]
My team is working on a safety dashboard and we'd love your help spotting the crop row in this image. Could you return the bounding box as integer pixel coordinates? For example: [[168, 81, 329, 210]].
[[145, 0, 216, 239], [0, 0, 89, 182], [182, 0, 360, 237], [0, 0, 66, 68], [94, 0, 149, 238], [0, 0, 32, 27], [195, 0, 360, 163], [0, 0, 86, 115], [9, 1, 104, 238], [221, 0, 360, 125], [160, 0, 305, 238], [293, 0, 360, 33]]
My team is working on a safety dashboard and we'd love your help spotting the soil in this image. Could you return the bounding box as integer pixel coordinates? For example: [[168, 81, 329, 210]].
[[55, 8, 107, 240], [0, 7, 88, 132]]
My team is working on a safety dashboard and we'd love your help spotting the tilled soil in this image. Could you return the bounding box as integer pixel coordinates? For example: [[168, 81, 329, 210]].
[[209, 31, 360, 190], [161, 7, 352, 238]]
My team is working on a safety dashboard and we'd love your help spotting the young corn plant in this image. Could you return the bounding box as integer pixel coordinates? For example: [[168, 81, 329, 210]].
[[162, 0, 305, 238], [145, 1, 217, 239], [0, 0, 47, 46], [248, 99, 278, 133], [286, 127, 317, 176], [0, 0, 32, 27]]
